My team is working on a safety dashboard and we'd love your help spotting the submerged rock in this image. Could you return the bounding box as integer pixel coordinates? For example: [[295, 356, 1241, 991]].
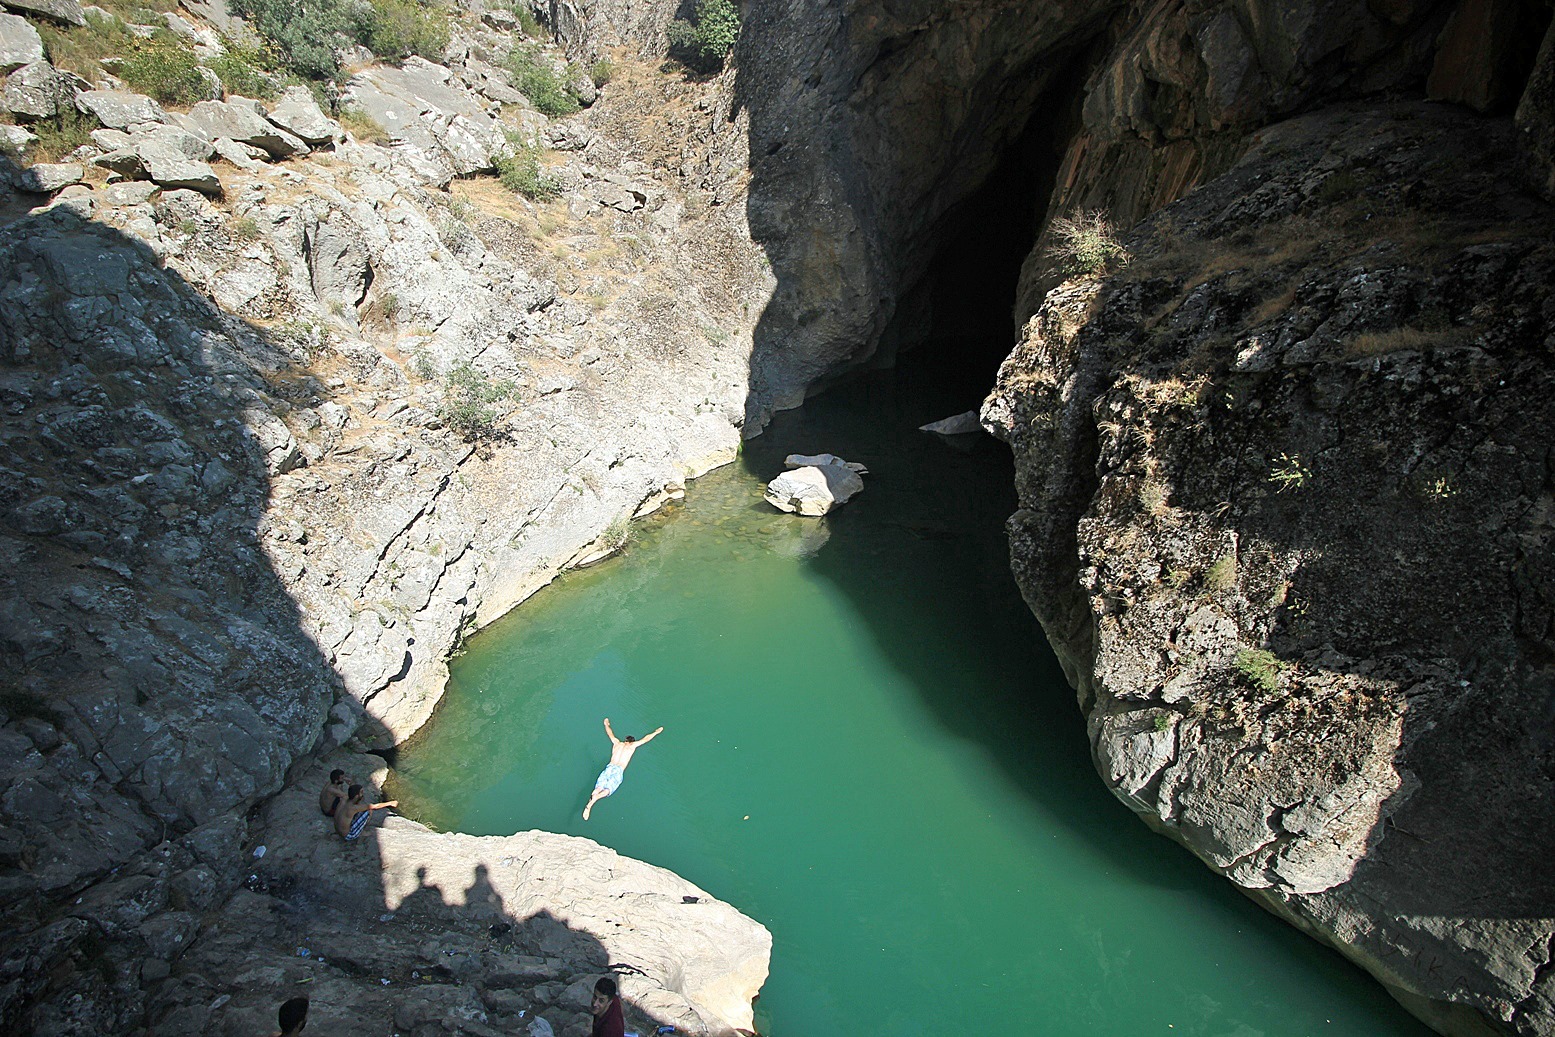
[[918, 410, 983, 435]]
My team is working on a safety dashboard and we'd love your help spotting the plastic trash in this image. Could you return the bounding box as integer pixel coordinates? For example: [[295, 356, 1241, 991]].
[[252, 845, 266, 858], [295, 948, 310, 957], [527, 1017, 555, 1037], [657, 1028, 678, 1034]]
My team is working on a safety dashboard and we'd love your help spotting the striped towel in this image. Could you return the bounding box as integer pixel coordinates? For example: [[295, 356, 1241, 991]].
[[347, 809, 370, 840]]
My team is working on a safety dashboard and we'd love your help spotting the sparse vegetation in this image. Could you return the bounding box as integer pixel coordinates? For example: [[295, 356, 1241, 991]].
[[666, 0, 739, 73], [231, 215, 261, 240], [506, 46, 580, 117], [1268, 452, 1311, 492], [1205, 554, 1237, 593], [1235, 648, 1282, 693], [337, 106, 391, 144], [1046, 209, 1131, 277], [28, 108, 98, 162], [509, 1, 541, 37], [439, 361, 516, 441], [1152, 712, 1172, 733], [495, 135, 561, 200], [37, 10, 136, 81], [231, 0, 449, 79], [600, 515, 634, 552], [588, 58, 615, 88]]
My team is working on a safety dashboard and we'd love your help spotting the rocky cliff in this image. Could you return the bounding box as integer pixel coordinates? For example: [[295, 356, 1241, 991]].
[[1, 1, 771, 1032]]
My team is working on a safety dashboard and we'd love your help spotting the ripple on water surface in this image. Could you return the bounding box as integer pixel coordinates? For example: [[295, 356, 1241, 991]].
[[392, 366, 1433, 1037]]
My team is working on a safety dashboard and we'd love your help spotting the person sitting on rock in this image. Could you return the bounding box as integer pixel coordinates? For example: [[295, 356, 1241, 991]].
[[334, 784, 398, 841], [583, 718, 664, 821], [272, 995, 308, 1036], [318, 769, 349, 818], [590, 976, 625, 1037]]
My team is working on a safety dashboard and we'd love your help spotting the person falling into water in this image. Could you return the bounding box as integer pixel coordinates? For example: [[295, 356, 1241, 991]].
[[582, 717, 664, 820]]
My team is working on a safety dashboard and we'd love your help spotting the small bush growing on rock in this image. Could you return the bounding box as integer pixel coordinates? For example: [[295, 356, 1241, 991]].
[[230, 215, 261, 240], [1046, 209, 1130, 277], [205, 47, 281, 99], [667, 0, 739, 73], [601, 515, 633, 552], [119, 32, 210, 104], [1267, 452, 1311, 492], [506, 46, 580, 118], [1235, 648, 1282, 693], [589, 58, 615, 88], [495, 136, 561, 200], [230, 0, 350, 79], [439, 361, 516, 441], [359, 0, 451, 62], [508, 1, 541, 37]]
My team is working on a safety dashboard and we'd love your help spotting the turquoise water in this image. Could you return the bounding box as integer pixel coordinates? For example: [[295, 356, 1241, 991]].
[[392, 360, 1432, 1037]]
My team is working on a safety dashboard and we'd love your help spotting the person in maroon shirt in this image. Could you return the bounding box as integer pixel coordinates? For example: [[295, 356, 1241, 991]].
[[590, 976, 625, 1037]]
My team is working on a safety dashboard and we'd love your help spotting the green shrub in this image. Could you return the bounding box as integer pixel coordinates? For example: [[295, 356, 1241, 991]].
[[229, 0, 351, 79], [510, 1, 541, 37], [205, 46, 280, 98], [495, 136, 561, 199], [506, 46, 579, 118], [1046, 209, 1130, 277], [119, 31, 209, 104], [666, 0, 738, 73], [358, 0, 450, 62], [231, 215, 261, 239], [439, 361, 516, 441], [1235, 648, 1282, 693], [588, 57, 614, 88]]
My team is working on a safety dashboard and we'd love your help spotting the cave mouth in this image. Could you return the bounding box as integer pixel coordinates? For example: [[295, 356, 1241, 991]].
[[881, 65, 1078, 405]]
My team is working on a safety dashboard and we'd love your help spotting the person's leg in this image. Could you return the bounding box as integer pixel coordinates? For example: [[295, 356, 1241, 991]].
[[583, 787, 606, 820]]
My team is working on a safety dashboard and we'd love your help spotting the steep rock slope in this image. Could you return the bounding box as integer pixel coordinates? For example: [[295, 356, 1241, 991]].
[[985, 103, 1555, 1035]]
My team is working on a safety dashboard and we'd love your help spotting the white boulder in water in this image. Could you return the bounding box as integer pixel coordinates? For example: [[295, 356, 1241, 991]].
[[919, 410, 984, 435], [764, 464, 864, 516], [784, 452, 868, 474]]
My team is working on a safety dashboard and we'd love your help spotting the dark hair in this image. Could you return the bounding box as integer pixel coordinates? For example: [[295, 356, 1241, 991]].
[[347, 784, 363, 800], [623, 735, 637, 743], [594, 976, 618, 997], [279, 996, 309, 1031], [329, 769, 345, 783]]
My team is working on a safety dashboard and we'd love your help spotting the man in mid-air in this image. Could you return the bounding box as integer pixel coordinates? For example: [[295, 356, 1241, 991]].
[[583, 717, 664, 820]]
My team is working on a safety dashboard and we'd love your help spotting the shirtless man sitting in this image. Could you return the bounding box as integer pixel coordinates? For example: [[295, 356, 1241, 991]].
[[582, 718, 664, 821], [334, 784, 398, 841], [318, 769, 349, 818]]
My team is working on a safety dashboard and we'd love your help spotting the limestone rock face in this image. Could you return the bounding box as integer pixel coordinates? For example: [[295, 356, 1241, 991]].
[[265, 84, 343, 145], [984, 103, 1555, 1036], [5, 61, 87, 120], [76, 89, 168, 128], [13, 160, 81, 191], [764, 464, 863, 516], [0, 0, 85, 26], [184, 97, 307, 157]]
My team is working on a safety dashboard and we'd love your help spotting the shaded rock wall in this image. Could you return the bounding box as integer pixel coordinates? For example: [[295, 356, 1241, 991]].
[[985, 103, 1555, 1035]]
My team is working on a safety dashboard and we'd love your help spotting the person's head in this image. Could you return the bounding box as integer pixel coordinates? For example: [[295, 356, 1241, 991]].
[[278, 995, 309, 1034], [623, 735, 637, 743], [591, 976, 618, 1016], [329, 769, 345, 785], [347, 783, 363, 802]]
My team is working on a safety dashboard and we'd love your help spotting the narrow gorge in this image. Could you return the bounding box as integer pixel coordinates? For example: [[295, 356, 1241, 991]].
[[1, 0, 1552, 1034]]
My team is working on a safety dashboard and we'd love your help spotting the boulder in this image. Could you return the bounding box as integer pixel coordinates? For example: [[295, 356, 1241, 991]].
[[14, 161, 82, 192], [183, 97, 306, 157], [5, 61, 88, 121], [0, 0, 85, 26], [95, 139, 220, 194], [89, 127, 132, 150], [263, 86, 341, 145], [343, 58, 501, 173], [0, 122, 36, 152], [918, 410, 983, 435], [76, 89, 167, 129], [764, 464, 864, 516], [210, 135, 265, 168], [783, 452, 867, 474], [100, 179, 159, 205], [0, 13, 44, 72]]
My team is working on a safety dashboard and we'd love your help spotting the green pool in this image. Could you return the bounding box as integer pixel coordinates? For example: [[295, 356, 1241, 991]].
[[392, 358, 1432, 1037]]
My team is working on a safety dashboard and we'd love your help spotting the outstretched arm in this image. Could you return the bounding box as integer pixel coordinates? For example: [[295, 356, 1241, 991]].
[[603, 717, 619, 744], [637, 726, 665, 745], [370, 800, 399, 812]]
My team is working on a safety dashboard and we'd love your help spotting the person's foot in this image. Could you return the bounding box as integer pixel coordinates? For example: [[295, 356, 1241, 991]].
[[582, 805, 591, 820]]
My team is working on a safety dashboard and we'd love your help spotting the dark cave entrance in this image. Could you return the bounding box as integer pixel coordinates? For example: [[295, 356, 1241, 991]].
[[879, 57, 1088, 415]]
